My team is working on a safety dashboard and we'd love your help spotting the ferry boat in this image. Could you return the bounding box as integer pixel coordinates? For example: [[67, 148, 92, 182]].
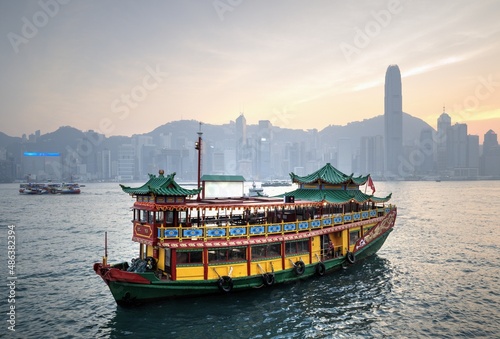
[[261, 179, 292, 187], [93, 162, 396, 305], [19, 182, 81, 194]]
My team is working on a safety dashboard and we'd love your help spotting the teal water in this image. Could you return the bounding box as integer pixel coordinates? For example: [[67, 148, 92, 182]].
[[0, 181, 499, 338]]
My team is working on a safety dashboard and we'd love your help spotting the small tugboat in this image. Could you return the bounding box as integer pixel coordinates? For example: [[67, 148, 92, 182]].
[[94, 133, 396, 305]]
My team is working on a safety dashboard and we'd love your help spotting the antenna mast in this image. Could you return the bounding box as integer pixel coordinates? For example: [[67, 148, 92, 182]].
[[195, 122, 203, 201]]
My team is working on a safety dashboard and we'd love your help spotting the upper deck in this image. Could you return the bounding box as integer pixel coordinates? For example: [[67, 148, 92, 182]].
[[121, 165, 393, 247]]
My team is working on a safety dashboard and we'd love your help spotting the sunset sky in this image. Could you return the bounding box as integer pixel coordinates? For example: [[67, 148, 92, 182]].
[[1, 0, 499, 142]]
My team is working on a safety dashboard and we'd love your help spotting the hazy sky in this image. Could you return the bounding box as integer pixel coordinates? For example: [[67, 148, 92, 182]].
[[1, 0, 499, 141]]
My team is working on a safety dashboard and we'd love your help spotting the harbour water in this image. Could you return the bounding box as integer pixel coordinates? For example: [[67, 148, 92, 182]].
[[1, 180, 499, 338]]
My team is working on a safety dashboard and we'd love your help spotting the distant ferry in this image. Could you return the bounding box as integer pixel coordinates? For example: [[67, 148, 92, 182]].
[[94, 162, 396, 305], [261, 180, 292, 187], [19, 182, 81, 195]]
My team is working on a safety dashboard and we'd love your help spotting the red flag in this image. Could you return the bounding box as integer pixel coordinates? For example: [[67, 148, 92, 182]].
[[368, 176, 376, 193]]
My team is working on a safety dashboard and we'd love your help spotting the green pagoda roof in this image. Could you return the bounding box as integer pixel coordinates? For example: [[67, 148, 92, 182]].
[[290, 163, 369, 186], [281, 163, 391, 204], [282, 188, 392, 204], [120, 171, 202, 196]]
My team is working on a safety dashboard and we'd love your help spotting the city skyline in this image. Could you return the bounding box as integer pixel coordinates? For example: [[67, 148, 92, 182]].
[[1, 1, 499, 141], [4, 110, 498, 184]]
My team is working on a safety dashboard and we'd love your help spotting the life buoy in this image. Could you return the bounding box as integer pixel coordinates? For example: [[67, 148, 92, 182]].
[[217, 276, 233, 293], [262, 273, 275, 286], [294, 260, 306, 276], [346, 251, 356, 264], [316, 262, 326, 276], [145, 256, 157, 271]]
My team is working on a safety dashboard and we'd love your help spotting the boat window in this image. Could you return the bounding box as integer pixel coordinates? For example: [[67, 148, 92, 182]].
[[179, 211, 187, 224], [251, 243, 281, 260], [156, 211, 164, 224], [285, 240, 309, 255], [349, 230, 360, 246], [176, 250, 203, 265], [209, 247, 247, 263], [140, 210, 153, 223], [333, 206, 343, 214], [165, 211, 174, 224]]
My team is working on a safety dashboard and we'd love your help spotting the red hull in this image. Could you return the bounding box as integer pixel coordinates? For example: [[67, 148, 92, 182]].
[[93, 263, 151, 285]]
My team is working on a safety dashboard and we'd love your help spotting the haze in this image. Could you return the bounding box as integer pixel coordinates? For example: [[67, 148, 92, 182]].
[[1, 0, 499, 140]]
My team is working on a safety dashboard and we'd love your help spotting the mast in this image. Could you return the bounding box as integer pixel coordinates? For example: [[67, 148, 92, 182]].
[[195, 122, 203, 201]]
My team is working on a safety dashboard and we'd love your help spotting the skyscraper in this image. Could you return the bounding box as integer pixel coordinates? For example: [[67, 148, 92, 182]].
[[436, 111, 452, 174], [384, 65, 403, 177]]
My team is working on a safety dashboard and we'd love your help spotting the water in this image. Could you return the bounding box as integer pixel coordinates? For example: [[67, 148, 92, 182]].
[[0, 181, 499, 338]]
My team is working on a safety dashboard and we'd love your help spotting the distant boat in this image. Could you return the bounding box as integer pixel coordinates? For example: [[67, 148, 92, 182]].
[[247, 181, 268, 197], [261, 180, 292, 187], [19, 182, 81, 195]]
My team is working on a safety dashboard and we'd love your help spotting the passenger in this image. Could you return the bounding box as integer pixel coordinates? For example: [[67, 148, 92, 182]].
[[328, 241, 334, 258]]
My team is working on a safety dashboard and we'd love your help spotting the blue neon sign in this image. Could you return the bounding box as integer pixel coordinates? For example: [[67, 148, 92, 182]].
[[23, 152, 61, 157]]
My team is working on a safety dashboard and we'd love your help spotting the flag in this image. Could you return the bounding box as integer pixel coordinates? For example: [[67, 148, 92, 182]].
[[367, 176, 376, 194]]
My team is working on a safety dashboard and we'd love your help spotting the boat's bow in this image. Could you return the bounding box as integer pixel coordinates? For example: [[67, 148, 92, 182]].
[[93, 263, 151, 285], [353, 207, 397, 255]]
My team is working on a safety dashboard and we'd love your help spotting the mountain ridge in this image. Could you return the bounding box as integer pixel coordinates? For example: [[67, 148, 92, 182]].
[[0, 113, 434, 157]]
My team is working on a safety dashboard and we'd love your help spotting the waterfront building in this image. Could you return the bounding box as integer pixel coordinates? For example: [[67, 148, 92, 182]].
[[117, 144, 135, 181], [360, 135, 384, 177]]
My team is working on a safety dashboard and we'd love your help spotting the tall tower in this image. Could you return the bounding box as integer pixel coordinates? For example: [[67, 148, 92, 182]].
[[384, 65, 403, 177], [436, 110, 452, 174]]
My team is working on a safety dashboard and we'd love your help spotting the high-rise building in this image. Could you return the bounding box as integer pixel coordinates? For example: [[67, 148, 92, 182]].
[[418, 129, 434, 175], [467, 134, 479, 178], [360, 135, 384, 176], [384, 65, 403, 177], [117, 144, 135, 181], [450, 123, 468, 169], [337, 138, 352, 175], [235, 114, 246, 148], [257, 120, 272, 179], [483, 129, 499, 153], [436, 111, 451, 174], [481, 130, 500, 177], [235, 114, 251, 175]]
